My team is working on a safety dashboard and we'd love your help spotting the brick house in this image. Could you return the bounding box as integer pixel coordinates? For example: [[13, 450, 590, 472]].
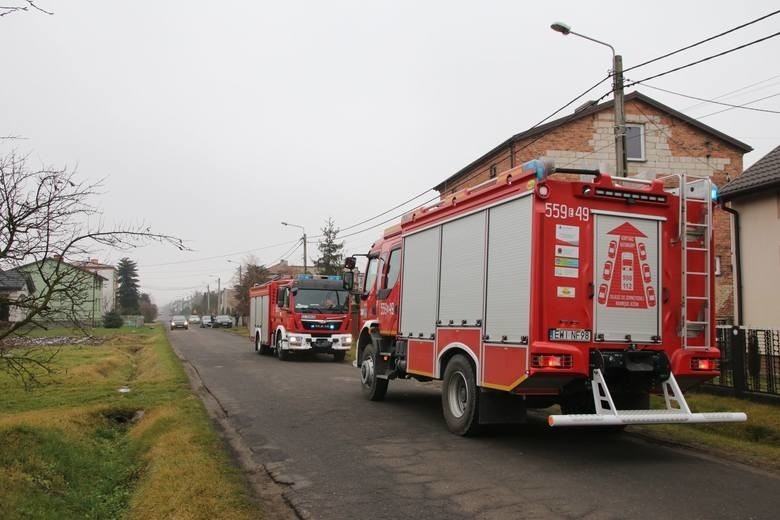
[[435, 91, 752, 321], [719, 144, 780, 328]]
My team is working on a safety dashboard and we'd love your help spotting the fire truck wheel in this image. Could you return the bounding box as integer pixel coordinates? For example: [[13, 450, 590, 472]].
[[276, 337, 290, 361], [333, 351, 346, 362], [360, 344, 388, 401], [442, 355, 480, 436]]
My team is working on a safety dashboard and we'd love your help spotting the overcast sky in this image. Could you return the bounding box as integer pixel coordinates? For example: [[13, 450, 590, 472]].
[[2, 1, 778, 306]]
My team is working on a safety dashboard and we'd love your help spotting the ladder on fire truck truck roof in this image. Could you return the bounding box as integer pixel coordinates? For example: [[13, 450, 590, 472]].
[[678, 175, 714, 350]]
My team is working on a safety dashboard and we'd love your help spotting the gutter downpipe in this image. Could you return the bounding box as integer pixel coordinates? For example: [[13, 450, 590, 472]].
[[721, 203, 743, 326]]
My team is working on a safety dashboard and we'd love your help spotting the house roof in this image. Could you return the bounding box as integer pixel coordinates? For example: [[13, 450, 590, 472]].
[[434, 91, 753, 192], [719, 144, 780, 201], [16, 258, 108, 281], [0, 269, 27, 291]]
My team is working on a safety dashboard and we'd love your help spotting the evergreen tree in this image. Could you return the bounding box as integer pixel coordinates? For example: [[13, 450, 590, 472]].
[[314, 218, 344, 275], [116, 257, 140, 313]]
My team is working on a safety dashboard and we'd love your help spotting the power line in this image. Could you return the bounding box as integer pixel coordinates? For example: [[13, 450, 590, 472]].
[[625, 31, 780, 89], [143, 239, 299, 268], [624, 9, 780, 73], [639, 82, 780, 113], [680, 74, 780, 111], [697, 92, 780, 119]]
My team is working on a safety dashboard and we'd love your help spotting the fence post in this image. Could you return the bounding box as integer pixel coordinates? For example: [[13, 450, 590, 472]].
[[731, 325, 746, 398]]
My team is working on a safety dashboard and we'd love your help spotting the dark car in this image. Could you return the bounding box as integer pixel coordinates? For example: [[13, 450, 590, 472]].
[[214, 315, 233, 328], [170, 315, 188, 330], [200, 315, 213, 328]]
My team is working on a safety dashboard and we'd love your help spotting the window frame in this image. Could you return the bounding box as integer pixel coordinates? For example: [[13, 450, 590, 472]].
[[625, 123, 646, 162]]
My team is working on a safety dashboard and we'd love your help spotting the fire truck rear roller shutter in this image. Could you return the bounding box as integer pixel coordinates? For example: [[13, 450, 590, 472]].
[[485, 196, 533, 343], [438, 211, 486, 327], [400, 226, 441, 339]]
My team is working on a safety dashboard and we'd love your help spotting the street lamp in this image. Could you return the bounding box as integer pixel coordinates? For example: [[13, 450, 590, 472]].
[[551, 21, 627, 177], [281, 221, 308, 274], [227, 259, 242, 285]]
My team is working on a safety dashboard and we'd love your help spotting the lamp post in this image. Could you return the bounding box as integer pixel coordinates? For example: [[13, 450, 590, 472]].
[[281, 221, 307, 274], [551, 22, 627, 177]]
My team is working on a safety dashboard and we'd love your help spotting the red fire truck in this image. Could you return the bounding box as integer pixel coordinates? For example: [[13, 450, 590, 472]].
[[346, 159, 746, 435], [248, 274, 352, 361]]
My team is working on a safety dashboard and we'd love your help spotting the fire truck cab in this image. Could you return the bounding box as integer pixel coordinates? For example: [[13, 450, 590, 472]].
[[249, 275, 352, 361], [347, 159, 746, 435]]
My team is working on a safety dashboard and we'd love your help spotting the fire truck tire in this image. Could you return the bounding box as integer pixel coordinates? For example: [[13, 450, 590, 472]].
[[276, 337, 290, 361], [333, 351, 346, 362], [442, 355, 480, 436], [360, 344, 387, 401]]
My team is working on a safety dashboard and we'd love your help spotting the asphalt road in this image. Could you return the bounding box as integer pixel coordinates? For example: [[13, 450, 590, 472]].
[[169, 326, 780, 520]]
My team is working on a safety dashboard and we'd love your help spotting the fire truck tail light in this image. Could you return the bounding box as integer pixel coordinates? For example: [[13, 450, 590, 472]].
[[691, 358, 718, 371], [531, 354, 572, 369]]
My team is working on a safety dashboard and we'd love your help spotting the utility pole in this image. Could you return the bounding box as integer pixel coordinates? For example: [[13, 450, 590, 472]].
[[207, 284, 210, 314], [612, 54, 627, 177], [302, 232, 308, 274], [551, 22, 627, 177], [282, 221, 308, 274], [217, 277, 221, 314]]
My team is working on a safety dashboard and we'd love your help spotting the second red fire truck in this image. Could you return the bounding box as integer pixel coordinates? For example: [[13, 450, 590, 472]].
[[346, 158, 746, 435], [249, 275, 352, 361]]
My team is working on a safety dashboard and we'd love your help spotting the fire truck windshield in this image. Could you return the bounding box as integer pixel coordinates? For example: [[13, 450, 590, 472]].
[[293, 289, 348, 313]]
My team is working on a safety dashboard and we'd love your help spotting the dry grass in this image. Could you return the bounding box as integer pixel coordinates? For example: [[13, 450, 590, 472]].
[[0, 324, 260, 520], [630, 391, 780, 472]]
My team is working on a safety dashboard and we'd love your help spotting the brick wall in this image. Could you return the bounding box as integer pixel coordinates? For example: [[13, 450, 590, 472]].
[[439, 98, 745, 320]]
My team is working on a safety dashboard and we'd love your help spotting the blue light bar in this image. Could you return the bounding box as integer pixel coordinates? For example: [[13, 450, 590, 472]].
[[296, 274, 313, 280], [522, 158, 555, 181], [711, 185, 719, 202], [326, 275, 342, 281]]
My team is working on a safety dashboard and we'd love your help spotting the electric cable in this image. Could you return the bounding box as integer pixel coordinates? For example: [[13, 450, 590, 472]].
[[624, 9, 780, 73], [639, 83, 780, 113], [625, 31, 780, 89]]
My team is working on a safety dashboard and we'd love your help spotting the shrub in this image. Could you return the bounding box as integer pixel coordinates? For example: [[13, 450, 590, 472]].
[[103, 311, 124, 329]]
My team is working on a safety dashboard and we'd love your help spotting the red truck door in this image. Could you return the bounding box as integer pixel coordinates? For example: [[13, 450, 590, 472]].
[[377, 247, 402, 336]]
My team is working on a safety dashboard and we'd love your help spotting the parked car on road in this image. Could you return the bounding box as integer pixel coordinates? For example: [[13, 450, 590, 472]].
[[200, 315, 213, 328], [170, 315, 188, 330], [188, 315, 201, 324], [214, 315, 233, 328]]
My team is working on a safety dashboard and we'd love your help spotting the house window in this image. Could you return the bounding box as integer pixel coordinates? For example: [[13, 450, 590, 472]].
[[625, 124, 645, 161]]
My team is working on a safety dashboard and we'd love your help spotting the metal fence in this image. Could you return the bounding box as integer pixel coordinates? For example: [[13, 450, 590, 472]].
[[708, 326, 780, 399]]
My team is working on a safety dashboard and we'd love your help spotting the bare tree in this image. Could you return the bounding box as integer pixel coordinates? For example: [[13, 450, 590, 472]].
[[0, 150, 185, 385], [0, 1, 53, 17]]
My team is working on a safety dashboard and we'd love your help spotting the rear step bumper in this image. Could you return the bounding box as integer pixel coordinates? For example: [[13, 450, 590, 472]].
[[548, 369, 747, 427]]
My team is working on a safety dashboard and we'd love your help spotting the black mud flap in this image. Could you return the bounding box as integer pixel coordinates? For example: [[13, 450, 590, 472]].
[[478, 390, 527, 425]]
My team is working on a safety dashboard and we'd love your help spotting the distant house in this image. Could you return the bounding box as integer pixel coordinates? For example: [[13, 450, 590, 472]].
[[0, 270, 35, 324], [719, 144, 780, 328], [16, 258, 106, 326], [74, 258, 117, 314], [435, 91, 752, 322], [267, 260, 311, 277]]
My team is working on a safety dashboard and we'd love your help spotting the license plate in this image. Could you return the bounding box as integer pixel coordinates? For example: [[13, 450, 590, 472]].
[[548, 329, 592, 342]]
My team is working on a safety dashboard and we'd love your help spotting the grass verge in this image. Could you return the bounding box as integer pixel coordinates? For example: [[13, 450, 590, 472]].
[[0, 325, 260, 520], [628, 391, 780, 473]]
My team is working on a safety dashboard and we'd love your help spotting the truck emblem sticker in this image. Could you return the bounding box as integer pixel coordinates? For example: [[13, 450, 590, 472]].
[[598, 222, 655, 308]]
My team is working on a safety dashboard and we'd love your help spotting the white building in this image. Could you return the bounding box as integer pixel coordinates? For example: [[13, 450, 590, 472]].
[[75, 259, 117, 314]]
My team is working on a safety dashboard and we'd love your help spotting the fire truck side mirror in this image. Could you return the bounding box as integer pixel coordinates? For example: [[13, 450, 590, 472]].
[[342, 271, 354, 291], [344, 256, 357, 270]]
